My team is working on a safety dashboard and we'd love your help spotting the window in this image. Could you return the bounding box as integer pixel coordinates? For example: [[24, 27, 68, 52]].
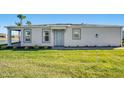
[[43, 31, 50, 42], [72, 29, 81, 40], [24, 29, 31, 42]]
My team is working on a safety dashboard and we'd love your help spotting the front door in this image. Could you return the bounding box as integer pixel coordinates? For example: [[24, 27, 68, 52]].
[[54, 30, 64, 46]]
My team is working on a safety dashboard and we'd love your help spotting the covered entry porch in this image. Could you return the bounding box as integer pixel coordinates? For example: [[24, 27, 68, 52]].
[[6, 27, 22, 47]]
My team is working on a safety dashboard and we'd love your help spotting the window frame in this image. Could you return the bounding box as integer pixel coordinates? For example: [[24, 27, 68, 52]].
[[72, 28, 81, 40], [23, 29, 32, 43], [42, 30, 51, 43]]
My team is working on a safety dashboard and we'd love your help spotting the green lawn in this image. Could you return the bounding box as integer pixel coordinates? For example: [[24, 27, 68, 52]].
[[0, 49, 124, 78]]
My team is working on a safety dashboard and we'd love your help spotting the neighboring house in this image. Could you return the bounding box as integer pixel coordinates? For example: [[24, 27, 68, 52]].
[[0, 33, 6, 38], [5, 24, 123, 47], [122, 30, 124, 40]]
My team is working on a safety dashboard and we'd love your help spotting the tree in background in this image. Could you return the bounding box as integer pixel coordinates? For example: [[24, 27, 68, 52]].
[[17, 14, 26, 26], [26, 21, 32, 26], [15, 14, 26, 43], [15, 22, 21, 26]]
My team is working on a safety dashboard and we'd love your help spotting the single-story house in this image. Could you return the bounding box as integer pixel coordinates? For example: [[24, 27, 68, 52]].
[[5, 24, 123, 47]]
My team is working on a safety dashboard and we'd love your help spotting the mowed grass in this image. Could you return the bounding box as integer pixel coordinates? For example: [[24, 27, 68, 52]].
[[0, 49, 124, 78]]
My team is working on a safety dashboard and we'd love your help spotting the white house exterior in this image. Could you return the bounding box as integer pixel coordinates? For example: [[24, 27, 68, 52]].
[[6, 24, 123, 47]]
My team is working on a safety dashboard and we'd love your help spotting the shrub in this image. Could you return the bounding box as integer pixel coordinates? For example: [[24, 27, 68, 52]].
[[0, 45, 7, 49], [122, 40, 124, 46], [33, 45, 39, 49], [24, 46, 29, 50], [13, 46, 17, 49], [122, 43, 124, 46], [76, 45, 79, 47], [64, 46, 67, 48], [44, 46, 48, 49]]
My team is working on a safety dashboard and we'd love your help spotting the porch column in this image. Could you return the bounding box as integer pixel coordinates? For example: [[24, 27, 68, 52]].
[[7, 29, 12, 46]]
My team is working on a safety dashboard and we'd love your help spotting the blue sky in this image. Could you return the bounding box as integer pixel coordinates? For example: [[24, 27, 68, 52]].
[[0, 14, 124, 34]]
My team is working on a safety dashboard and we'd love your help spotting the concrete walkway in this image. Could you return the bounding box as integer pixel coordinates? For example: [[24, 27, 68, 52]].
[[114, 47, 124, 49]]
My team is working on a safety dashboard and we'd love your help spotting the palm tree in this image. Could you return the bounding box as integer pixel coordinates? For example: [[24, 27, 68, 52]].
[[17, 14, 26, 26], [26, 21, 32, 26], [16, 14, 26, 43], [15, 22, 21, 26]]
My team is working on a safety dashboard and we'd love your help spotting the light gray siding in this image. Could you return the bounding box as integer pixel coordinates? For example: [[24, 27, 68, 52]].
[[21, 26, 122, 47]]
